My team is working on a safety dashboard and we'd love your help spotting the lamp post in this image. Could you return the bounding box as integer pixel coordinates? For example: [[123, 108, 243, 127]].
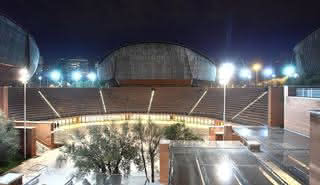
[[19, 68, 29, 160], [239, 68, 252, 86], [252, 63, 262, 87], [72, 71, 82, 87], [38, 76, 42, 88], [219, 63, 235, 124], [50, 70, 61, 87], [87, 72, 96, 87]]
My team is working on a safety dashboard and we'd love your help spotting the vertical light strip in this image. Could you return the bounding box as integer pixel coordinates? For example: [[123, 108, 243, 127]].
[[147, 89, 155, 114], [100, 89, 107, 113], [188, 89, 208, 115], [38, 91, 61, 118]]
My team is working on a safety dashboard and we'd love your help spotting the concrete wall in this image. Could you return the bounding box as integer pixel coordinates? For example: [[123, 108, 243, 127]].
[[0, 15, 39, 83], [98, 43, 216, 86], [284, 87, 320, 137]]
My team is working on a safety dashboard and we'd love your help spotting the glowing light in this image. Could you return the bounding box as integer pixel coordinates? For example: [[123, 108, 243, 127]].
[[216, 161, 233, 182], [50, 70, 61, 81], [219, 63, 235, 85], [239, 68, 252, 79], [263, 68, 273, 77], [87, 72, 97, 81], [38, 76, 42, 80], [282, 65, 296, 77], [72, 71, 82, 81], [252, 63, 262, 72], [19, 68, 29, 84]]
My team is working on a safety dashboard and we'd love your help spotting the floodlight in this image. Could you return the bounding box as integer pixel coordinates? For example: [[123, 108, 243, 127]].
[[240, 68, 252, 79], [219, 63, 235, 85], [50, 70, 61, 81], [19, 68, 29, 84], [282, 65, 296, 77], [72, 71, 82, 81], [263, 68, 273, 77], [87, 72, 97, 81]]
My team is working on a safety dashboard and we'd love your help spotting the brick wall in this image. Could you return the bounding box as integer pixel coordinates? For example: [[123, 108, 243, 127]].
[[268, 87, 284, 127], [0, 86, 8, 117], [310, 111, 320, 185], [284, 87, 320, 137]]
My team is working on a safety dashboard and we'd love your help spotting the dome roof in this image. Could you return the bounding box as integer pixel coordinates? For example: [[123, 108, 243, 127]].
[[98, 42, 216, 86]]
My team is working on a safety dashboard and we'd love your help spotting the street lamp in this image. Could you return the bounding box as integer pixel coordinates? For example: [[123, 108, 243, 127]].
[[50, 70, 61, 82], [19, 68, 30, 160], [87, 72, 96, 81], [219, 63, 235, 124], [72, 71, 82, 81], [239, 68, 252, 80], [252, 63, 262, 86], [282, 65, 296, 77], [38, 76, 42, 88], [87, 72, 96, 87], [263, 67, 273, 78]]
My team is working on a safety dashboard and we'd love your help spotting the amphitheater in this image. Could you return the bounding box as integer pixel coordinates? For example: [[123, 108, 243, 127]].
[[0, 24, 314, 185]]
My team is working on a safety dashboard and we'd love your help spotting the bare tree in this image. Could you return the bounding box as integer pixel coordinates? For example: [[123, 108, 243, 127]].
[[133, 119, 163, 183]]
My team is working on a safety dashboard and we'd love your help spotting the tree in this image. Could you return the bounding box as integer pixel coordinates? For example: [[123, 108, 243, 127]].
[[133, 120, 163, 183], [60, 123, 139, 183], [163, 123, 203, 141], [0, 112, 19, 166], [132, 120, 149, 182]]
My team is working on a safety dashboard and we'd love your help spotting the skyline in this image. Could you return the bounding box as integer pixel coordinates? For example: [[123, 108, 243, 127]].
[[2, 0, 320, 64]]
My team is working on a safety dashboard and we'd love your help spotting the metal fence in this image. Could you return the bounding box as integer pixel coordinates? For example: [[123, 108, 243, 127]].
[[296, 88, 320, 98]]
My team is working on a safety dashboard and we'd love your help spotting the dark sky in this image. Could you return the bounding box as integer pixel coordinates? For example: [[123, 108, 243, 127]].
[[2, 0, 320, 65]]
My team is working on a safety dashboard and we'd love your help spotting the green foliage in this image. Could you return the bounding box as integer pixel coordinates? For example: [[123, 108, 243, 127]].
[[0, 112, 20, 167], [60, 123, 139, 178], [163, 123, 203, 141]]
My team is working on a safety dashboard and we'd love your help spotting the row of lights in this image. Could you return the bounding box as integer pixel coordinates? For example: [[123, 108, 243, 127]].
[[48, 70, 97, 82], [219, 62, 298, 84]]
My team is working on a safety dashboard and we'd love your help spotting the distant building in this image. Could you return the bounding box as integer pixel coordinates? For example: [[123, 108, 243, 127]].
[[294, 28, 320, 75], [58, 58, 90, 81]]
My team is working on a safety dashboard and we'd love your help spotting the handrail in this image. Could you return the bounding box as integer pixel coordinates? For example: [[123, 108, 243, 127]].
[[231, 91, 268, 120], [24, 173, 41, 185], [64, 175, 74, 185], [36, 137, 52, 149]]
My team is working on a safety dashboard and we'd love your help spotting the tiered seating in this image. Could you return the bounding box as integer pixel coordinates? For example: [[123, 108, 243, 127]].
[[7, 87, 269, 125], [193, 88, 268, 125], [102, 87, 150, 113], [42, 88, 104, 118], [150, 87, 203, 114], [8, 88, 57, 121], [233, 92, 268, 125], [193, 88, 224, 119]]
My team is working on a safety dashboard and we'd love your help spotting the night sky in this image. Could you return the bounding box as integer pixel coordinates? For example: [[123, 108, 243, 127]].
[[2, 0, 320, 65]]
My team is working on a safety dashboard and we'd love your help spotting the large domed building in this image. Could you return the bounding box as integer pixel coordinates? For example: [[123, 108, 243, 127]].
[[0, 15, 39, 85], [97, 43, 216, 87]]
